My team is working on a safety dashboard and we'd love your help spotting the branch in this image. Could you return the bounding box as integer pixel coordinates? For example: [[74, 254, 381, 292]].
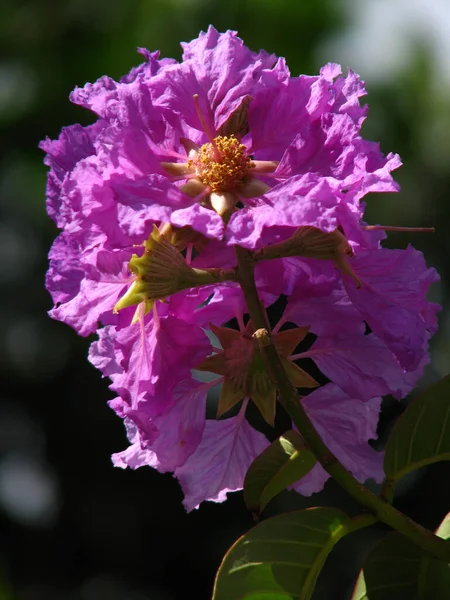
[[235, 246, 450, 563]]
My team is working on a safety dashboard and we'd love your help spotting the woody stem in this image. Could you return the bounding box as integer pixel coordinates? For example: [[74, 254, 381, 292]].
[[235, 245, 450, 563]]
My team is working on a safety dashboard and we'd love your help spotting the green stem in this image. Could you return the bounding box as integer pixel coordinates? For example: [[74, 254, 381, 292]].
[[380, 478, 395, 504], [348, 514, 378, 532], [235, 246, 450, 563], [191, 267, 238, 286]]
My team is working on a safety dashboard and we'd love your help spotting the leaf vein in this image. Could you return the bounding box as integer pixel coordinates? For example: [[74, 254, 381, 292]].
[[406, 398, 428, 467], [243, 538, 323, 548], [435, 401, 450, 455], [366, 580, 416, 592], [229, 560, 312, 574]]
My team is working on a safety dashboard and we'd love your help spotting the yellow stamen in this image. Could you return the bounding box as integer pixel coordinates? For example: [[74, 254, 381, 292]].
[[188, 135, 252, 194], [193, 94, 220, 159]]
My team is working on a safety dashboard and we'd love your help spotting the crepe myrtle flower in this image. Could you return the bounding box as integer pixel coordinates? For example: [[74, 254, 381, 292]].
[[41, 27, 440, 510], [41, 25, 433, 340], [41, 26, 436, 348], [40, 25, 405, 258]]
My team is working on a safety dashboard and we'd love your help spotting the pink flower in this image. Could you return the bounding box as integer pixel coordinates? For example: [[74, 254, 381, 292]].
[[42, 26, 400, 256], [41, 27, 440, 510]]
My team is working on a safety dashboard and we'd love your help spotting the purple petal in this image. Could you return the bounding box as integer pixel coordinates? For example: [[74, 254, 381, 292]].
[[49, 248, 132, 336], [226, 176, 353, 249], [112, 420, 159, 470], [40, 121, 106, 227], [284, 268, 364, 335], [175, 411, 269, 511], [46, 232, 85, 305], [307, 333, 416, 401], [89, 326, 122, 378], [293, 384, 383, 495], [343, 246, 439, 370], [170, 203, 225, 240], [144, 378, 209, 470], [113, 314, 212, 405], [150, 26, 276, 133]]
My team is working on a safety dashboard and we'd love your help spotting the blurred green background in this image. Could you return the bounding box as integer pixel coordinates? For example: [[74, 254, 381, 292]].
[[1, 0, 450, 598]]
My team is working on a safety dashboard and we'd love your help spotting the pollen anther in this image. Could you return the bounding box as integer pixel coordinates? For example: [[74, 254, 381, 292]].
[[188, 135, 252, 193]]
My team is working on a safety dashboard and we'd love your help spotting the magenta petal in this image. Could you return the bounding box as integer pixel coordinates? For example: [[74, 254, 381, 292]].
[[343, 246, 439, 370], [175, 412, 269, 511], [191, 284, 246, 327], [111, 420, 159, 470], [113, 314, 212, 405], [89, 326, 122, 378], [111, 174, 192, 238], [284, 269, 363, 335], [120, 48, 177, 84], [145, 378, 208, 471], [166, 285, 219, 324], [249, 70, 318, 157], [40, 121, 106, 228], [112, 442, 157, 470], [170, 203, 225, 240], [70, 75, 119, 117], [49, 248, 132, 336], [46, 233, 85, 306], [150, 26, 276, 132], [293, 384, 383, 495], [226, 176, 347, 249], [308, 333, 415, 401]]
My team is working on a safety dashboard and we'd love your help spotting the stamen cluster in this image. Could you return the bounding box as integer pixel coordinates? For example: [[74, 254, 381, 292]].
[[188, 135, 252, 193]]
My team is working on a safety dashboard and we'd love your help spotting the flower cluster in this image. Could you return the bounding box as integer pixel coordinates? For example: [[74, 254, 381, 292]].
[[42, 27, 439, 510]]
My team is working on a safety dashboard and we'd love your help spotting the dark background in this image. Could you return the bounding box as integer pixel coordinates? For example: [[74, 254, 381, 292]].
[[1, 1, 450, 598]]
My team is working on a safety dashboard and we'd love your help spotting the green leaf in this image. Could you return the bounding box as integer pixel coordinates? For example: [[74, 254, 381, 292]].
[[243, 430, 317, 513], [213, 507, 351, 600], [436, 512, 450, 541], [384, 376, 450, 489], [351, 512, 450, 600]]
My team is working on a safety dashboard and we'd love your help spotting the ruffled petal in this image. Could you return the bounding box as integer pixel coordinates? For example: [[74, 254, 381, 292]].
[[226, 176, 358, 249], [49, 248, 132, 336], [46, 232, 85, 306], [343, 246, 440, 370], [306, 333, 416, 401], [150, 26, 276, 133], [283, 267, 364, 335], [40, 121, 107, 227], [112, 314, 212, 406], [293, 384, 383, 495], [145, 378, 209, 470], [175, 410, 269, 511]]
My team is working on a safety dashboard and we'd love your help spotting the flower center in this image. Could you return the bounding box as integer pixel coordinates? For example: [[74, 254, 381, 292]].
[[188, 135, 252, 193]]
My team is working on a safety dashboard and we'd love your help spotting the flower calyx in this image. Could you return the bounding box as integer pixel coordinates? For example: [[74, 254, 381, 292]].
[[188, 134, 252, 194], [196, 321, 318, 425], [114, 225, 236, 319], [160, 95, 278, 221], [254, 226, 362, 287], [159, 222, 209, 254]]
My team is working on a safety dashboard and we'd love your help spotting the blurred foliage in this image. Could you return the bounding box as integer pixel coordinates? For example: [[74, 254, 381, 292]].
[[1, 1, 450, 599]]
